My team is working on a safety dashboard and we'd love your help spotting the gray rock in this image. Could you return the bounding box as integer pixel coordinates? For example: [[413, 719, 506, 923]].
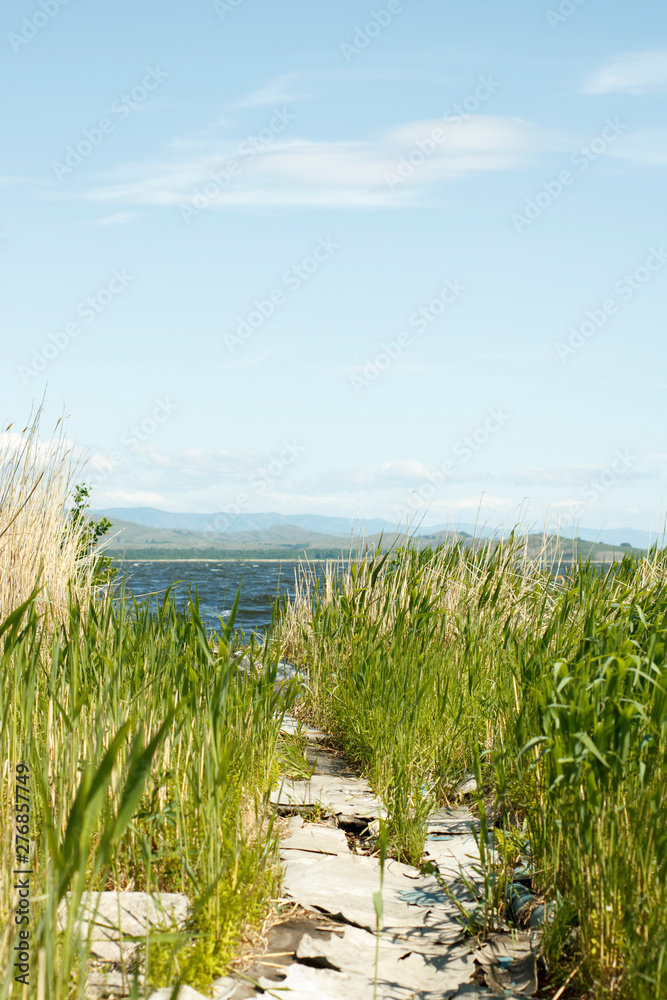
[[147, 987, 209, 1000], [259, 929, 476, 999], [86, 967, 140, 998], [423, 834, 484, 883], [210, 976, 238, 999], [281, 851, 459, 934], [455, 775, 478, 796], [271, 772, 385, 819], [57, 891, 189, 964], [280, 714, 327, 744], [276, 660, 301, 681], [425, 808, 481, 836], [281, 815, 350, 855], [295, 924, 476, 992], [231, 652, 256, 676]]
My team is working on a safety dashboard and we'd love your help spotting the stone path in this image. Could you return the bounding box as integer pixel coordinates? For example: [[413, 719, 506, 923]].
[[216, 718, 540, 1000]]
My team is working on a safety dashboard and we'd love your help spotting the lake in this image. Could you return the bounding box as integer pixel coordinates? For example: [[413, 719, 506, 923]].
[[113, 560, 327, 635]]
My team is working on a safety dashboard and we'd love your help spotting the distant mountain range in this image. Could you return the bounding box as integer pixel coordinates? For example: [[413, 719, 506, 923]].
[[94, 507, 396, 537], [92, 507, 662, 556]]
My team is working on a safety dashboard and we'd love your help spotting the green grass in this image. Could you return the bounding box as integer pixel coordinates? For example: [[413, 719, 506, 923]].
[[0, 586, 298, 998], [274, 538, 667, 999]]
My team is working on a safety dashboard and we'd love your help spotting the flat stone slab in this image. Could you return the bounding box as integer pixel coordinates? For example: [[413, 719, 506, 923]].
[[281, 851, 459, 934], [304, 745, 359, 777], [296, 924, 476, 993], [426, 809, 482, 836], [271, 772, 386, 819], [57, 891, 189, 964], [280, 714, 328, 744], [424, 834, 484, 882], [210, 977, 238, 999], [258, 925, 477, 1000], [147, 987, 209, 1000], [86, 968, 137, 997], [282, 815, 350, 855]]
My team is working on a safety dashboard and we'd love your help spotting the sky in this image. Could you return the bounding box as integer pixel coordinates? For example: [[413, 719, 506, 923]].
[[1, 0, 666, 532]]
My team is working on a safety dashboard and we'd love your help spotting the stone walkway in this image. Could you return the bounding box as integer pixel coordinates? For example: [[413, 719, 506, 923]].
[[214, 718, 539, 1000]]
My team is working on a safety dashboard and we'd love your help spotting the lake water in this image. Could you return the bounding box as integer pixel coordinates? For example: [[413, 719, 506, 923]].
[[114, 560, 324, 635]]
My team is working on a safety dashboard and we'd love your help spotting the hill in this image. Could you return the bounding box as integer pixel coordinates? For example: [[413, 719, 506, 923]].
[[98, 516, 642, 564], [93, 506, 661, 550], [101, 517, 353, 557]]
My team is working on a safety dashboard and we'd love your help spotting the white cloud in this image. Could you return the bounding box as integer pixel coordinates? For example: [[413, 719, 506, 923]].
[[583, 49, 667, 95], [87, 444, 261, 494], [81, 115, 545, 211], [234, 73, 309, 108]]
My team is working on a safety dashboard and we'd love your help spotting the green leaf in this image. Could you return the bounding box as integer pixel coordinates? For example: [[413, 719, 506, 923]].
[[101, 708, 180, 861], [517, 735, 550, 758], [575, 731, 610, 767]]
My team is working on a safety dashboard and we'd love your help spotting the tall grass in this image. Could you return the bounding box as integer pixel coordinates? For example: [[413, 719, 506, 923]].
[[275, 537, 667, 999], [1, 587, 296, 997], [0, 417, 297, 997], [0, 413, 92, 617]]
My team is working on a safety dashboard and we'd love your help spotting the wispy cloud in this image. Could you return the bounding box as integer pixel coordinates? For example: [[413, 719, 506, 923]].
[[583, 49, 667, 95], [234, 72, 310, 108], [81, 115, 545, 211], [88, 444, 260, 492]]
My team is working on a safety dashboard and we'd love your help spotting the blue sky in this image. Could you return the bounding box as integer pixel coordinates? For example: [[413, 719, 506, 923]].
[[2, 0, 666, 531]]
